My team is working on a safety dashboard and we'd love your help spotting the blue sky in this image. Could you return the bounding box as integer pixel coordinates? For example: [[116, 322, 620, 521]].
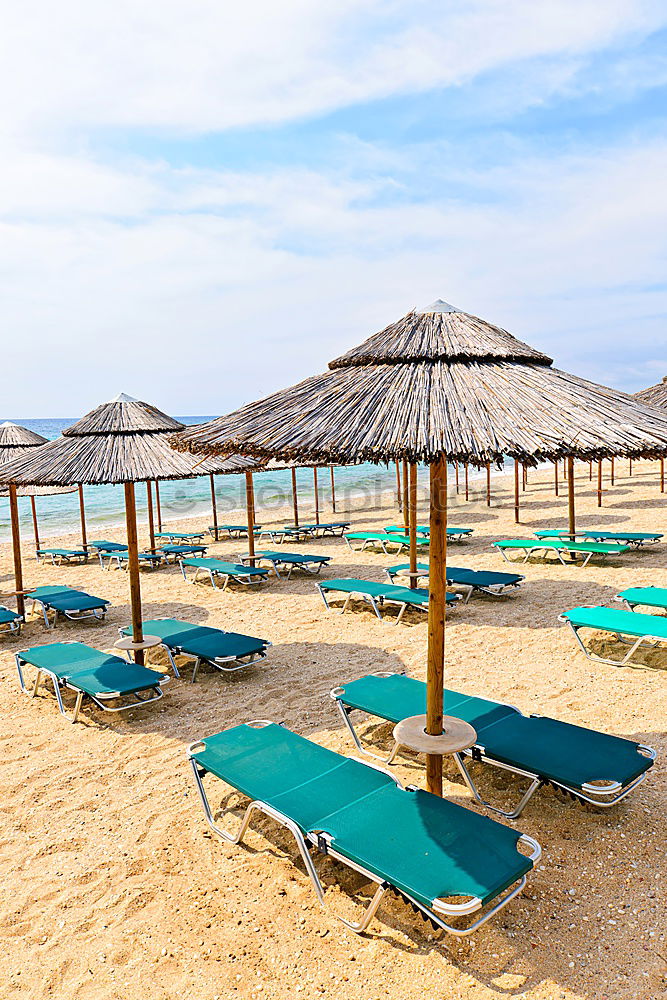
[[1, 1, 667, 417]]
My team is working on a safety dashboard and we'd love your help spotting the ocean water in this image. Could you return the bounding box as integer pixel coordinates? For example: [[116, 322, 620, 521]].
[[0, 416, 494, 540]]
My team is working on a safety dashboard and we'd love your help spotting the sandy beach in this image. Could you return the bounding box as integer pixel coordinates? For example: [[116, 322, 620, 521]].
[[0, 459, 665, 1000]]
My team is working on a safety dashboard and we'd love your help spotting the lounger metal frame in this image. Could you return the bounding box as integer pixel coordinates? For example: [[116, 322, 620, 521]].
[[317, 583, 445, 625], [344, 534, 414, 554], [239, 552, 330, 580], [36, 549, 89, 565], [330, 672, 656, 816], [385, 567, 524, 603], [117, 620, 271, 682], [495, 542, 616, 567], [559, 608, 667, 667], [179, 559, 269, 590], [187, 720, 540, 937], [101, 551, 164, 571], [29, 593, 108, 629], [0, 606, 22, 635], [15, 644, 168, 723]]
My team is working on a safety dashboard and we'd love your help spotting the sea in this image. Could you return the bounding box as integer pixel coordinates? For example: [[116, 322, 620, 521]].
[[0, 417, 497, 540]]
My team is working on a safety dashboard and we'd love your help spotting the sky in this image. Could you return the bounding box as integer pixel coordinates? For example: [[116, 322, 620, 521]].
[[2, 0, 667, 418]]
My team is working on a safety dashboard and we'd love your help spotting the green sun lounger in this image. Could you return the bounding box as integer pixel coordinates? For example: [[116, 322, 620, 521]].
[[344, 532, 429, 554], [535, 529, 662, 547], [239, 550, 331, 579], [330, 673, 655, 816], [101, 550, 164, 570], [384, 526, 473, 541], [188, 721, 540, 936], [317, 578, 460, 624], [161, 543, 208, 563], [256, 525, 315, 544], [89, 539, 128, 553], [385, 564, 524, 601], [493, 538, 629, 566], [36, 548, 88, 565], [179, 557, 269, 589], [301, 522, 350, 538], [120, 618, 271, 682], [26, 585, 110, 628], [616, 587, 667, 612], [155, 530, 207, 544], [15, 641, 168, 722], [209, 524, 263, 540], [0, 605, 22, 635], [559, 605, 667, 666]]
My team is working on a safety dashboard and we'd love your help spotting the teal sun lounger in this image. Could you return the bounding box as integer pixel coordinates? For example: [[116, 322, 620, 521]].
[[616, 587, 667, 612], [155, 529, 207, 544], [493, 538, 629, 566], [331, 673, 655, 816], [188, 721, 540, 936], [36, 547, 88, 565], [384, 526, 473, 541], [15, 641, 168, 722], [161, 543, 208, 562], [318, 578, 459, 624], [239, 550, 331, 579], [209, 524, 263, 540], [559, 605, 667, 666], [120, 618, 271, 682], [535, 529, 662, 548], [27, 585, 110, 628], [344, 532, 429, 554], [101, 550, 164, 570], [0, 605, 23, 635], [386, 564, 524, 601], [179, 557, 269, 589]]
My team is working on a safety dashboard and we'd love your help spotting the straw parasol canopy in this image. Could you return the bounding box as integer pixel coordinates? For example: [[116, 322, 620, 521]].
[[173, 298, 667, 796], [174, 301, 667, 466], [0, 422, 76, 497], [0, 394, 263, 651], [634, 376, 667, 409]]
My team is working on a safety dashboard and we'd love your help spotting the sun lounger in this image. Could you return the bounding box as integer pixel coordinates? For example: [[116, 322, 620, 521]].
[[88, 539, 128, 553], [493, 538, 629, 566], [0, 605, 22, 635], [239, 550, 331, 579], [26, 585, 110, 628], [256, 525, 315, 544], [384, 526, 472, 541], [535, 529, 662, 547], [209, 524, 263, 540], [15, 641, 168, 722], [559, 605, 667, 666], [101, 550, 164, 570], [385, 564, 524, 602], [160, 543, 208, 563], [36, 548, 88, 565], [187, 721, 540, 936], [616, 587, 667, 612], [180, 557, 269, 589], [344, 532, 429, 554], [155, 530, 207, 544], [317, 578, 460, 624], [301, 521, 350, 538], [120, 618, 271, 682], [331, 673, 655, 816]]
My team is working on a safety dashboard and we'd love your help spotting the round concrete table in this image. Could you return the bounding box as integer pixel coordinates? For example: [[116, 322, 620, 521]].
[[114, 634, 162, 658], [392, 713, 477, 757]]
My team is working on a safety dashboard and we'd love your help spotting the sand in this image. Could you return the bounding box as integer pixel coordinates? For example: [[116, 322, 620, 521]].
[[0, 460, 665, 1000]]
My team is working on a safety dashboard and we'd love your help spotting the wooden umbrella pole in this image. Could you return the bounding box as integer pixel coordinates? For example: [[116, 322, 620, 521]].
[[554, 460, 559, 496], [661, 458, 665, 494], [209, 473, 218, 540], [146, 480, 156, 553], [245, 471, 256, 565], [291, 468, 299, 527], [123, 482, 144, 665], [589, 460, 592, 481], [9, 485, 25, 617], [329, 467, 336, 512], [610, 458, 615, 486], [313, 467, 320, 526], [408, 463, 418, 589], [464, 463, 469, 501], [486, 462, 491, 506], [597, 460, 603, 507], [522, 463, 527, 491], [30, 495, 40, 555], [402, 459, 409, 535], [395, 461, 402, 511], [567, 457, 576, 539], [426, 457, 447, 797], [454, 462, 459, 494], [154, 480, 162, 532], [78, 485, 88, 551], [629, 457, 632, 476], [514, 460, 520, 524]]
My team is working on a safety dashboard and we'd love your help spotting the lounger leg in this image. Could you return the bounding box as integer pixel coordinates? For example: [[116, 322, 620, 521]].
[[336, 882, 389, 933], [71, 691, 84, 724], [454, 753, 543, 819], [164, 647, 181, 679], [394, 603, 406, 625], [341, 593, 353, 615], [191, 658, 201, 683], [368, 597, 382, 620], [333, 702, 400, 764], [318, 586, 331, 612]]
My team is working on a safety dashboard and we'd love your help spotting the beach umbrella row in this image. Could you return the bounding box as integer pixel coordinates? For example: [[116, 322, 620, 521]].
[[174, 298, 667, 796]]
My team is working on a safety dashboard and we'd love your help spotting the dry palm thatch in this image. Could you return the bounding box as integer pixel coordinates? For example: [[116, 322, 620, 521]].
[[173, 300, 667, 466], [634, 376, 667, 409], [0, 422, 76, 497], [0, 395, 263, 487]]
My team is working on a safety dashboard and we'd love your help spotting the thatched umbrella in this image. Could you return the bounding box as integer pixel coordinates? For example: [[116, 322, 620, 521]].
[[0, 395, 260, 655], [635, 378, 667, 492], [173, 299, 667, 794]]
